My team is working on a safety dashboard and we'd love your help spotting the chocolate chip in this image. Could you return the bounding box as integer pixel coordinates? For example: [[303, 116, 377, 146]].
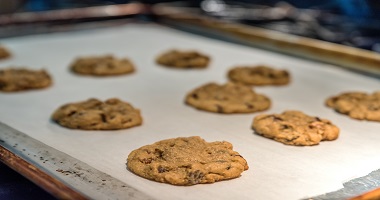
[[158, 166, 168, 173], [107, 63, 115, 69], [100, 114, 107, 123], [216, 105, 224, 113], [141, 158, 153, 164], [155, 149, 164, 159], [68, 111, 77, 117], [272, 116, 283, 121], [245, 103, 254, 109], [187, 170, 204, 185], [122, 118, 132, 124], [368, 105, 379, 111], [281, 124, 290, 130]]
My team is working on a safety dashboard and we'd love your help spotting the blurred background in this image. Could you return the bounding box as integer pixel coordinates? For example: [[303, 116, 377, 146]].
[[0, 0, 380, 52], [1, 0, 380, 16]]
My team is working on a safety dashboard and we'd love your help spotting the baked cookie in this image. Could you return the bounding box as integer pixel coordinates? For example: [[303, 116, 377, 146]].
[[70, 55, 135, 76], [227, 65, 290, 86], [52, 98, 142, 130], [185, 82, 271, 113], [0, 46, 11, 60], [252, 110, 339, 146], [0, 68, 52, 92], [156, 49, 210, 69], [326, 91, 380, 121], [127, 136, 248, 186]]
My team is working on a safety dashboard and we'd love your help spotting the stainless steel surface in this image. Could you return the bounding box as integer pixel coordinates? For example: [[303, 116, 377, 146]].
[[309, 169, 380, 200]]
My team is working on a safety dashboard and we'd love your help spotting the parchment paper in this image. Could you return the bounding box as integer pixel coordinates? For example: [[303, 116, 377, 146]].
[[0, 23, 380, 200]]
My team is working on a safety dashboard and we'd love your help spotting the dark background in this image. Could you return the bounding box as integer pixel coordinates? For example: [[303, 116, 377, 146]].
[[2, 0, 380, 19], [1, 0, 380, 51]]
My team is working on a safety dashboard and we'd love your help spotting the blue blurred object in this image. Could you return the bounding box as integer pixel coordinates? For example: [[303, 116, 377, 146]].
[[198, 0, 380, 52], [14, 0, 380, 20], [23, 0, 132, 11], [337, 0, 371, 18]]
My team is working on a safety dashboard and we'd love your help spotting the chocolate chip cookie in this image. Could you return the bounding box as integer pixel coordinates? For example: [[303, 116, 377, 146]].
[[156, 49, 210, 69], [127, 136, 248, 186], [185, 82, 271, 113], [70, 55, 135, 76], [326, 91, 380, 121], [227, 65, 290, 86], [252, 110, 339, 146], [0, 46, 11, 60], [0, 68, 52, 92], [52, 98, 142, 130]]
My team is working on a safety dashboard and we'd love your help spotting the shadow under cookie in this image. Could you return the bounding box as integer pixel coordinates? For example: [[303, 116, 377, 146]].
[[156, 49, 210, 69], [0, 67, 52, 92], [325, 91, 380, 122], [227, 65, 290, 86], [51, 98, 142, 130], [185, 82, 271, 114], [70, 55, 135, 76], [252, 110, 339, 146], [126, 136, 248, 186]]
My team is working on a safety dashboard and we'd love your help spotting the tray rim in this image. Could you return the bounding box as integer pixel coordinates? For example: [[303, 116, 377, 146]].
[[0, 145, 88, 200]]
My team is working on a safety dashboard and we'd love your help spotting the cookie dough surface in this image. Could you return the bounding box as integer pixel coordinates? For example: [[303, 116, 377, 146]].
[[252, 110, 339, 146], [70, 55, 135, 76], [185, 82, 271, 113], [0, 68, 52, 92], [228, 65, 290, 86], [0, 46, 11, 60], [156, 49, 210, 69], [52, 98, 142, 130], [127, 136, 248, 186], [326, 91, 380, 121]]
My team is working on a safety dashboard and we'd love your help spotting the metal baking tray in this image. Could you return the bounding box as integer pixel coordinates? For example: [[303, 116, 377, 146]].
[[1, 3, 380, 200]]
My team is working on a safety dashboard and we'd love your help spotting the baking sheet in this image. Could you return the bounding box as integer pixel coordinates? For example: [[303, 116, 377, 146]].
[[0, 23, 380, 200]]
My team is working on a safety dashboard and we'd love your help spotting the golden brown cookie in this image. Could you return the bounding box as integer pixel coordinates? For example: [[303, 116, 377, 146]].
[[70, 55, 135, 76], [156, 49, 210, 69], [185, 82, 271, 113], [127, 136, 248, 186], [227, 65, 290, 86], [0, 46, 11, 60], [326, 91, 380, 122], [252, 110, 339, 146], [52, 98, 142, 130], [0, 68, 52, 92]]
